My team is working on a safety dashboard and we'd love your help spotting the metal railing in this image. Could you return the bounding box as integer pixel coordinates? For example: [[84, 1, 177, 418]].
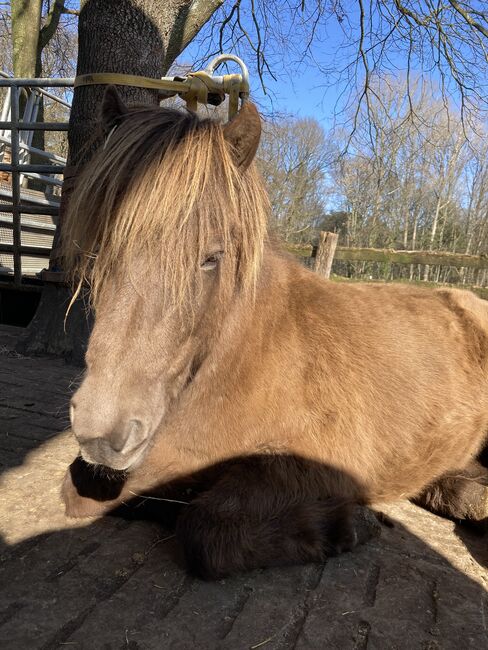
[[0, 76, 73, 287]]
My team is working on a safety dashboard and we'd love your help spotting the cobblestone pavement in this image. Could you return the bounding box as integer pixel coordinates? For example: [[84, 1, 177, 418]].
[[0, 325, 487, 649]]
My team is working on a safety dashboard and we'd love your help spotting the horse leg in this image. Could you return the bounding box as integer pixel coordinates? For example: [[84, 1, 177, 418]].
[[61, 455, 129, 518], [62, 432, 200, 519], [413, 460, 488, 525], [61, 454, 189, 521], [175, 456, 380, 579]]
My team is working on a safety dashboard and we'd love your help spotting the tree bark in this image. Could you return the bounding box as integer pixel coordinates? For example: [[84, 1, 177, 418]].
[[18, 0, 223, 362], [11, 0, 42, 78]]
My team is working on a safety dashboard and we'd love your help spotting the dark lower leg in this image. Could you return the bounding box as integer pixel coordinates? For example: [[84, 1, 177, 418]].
[[413, 460, 488, 523], [175, 455, 380, 579]]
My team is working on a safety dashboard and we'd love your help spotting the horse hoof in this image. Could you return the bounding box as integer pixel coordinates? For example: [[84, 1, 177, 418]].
[[464, 484, 488, 525], [323, 504, 381, 555], [350, 505, 382, 547]]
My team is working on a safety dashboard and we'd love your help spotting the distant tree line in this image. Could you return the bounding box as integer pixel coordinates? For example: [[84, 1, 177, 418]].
[[260, 77, 488, 287]]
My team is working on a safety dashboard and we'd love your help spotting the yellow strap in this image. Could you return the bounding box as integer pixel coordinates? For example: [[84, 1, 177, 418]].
[[227, 76, 241, 119], [74, 71, 250, 119], [74, 73, 185, 93]]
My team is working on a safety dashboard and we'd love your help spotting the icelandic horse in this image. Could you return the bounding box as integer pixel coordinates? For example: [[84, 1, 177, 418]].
[[61, 87, 488, 578]]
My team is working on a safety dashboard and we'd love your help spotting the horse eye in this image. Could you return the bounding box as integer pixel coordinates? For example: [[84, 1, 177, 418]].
[[201, 251, 224, 270]]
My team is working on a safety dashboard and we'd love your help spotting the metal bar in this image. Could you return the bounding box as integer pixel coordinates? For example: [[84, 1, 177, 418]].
[[0, 186, 60, 208], [0, 218, 56, 235], [0, 87, 11, 135], [0, 214, 56, 229], [0, 121, 69, 131], [0, 204, 59, 216], [0, 242, 52, 256], [0, 72, 72, 107], [35, 87, 71, 108], [13, 172, 63, 187], [0, 133, 66, 163], [10, 85, 21, 286], [21, 91, 37, 147], [0, 163, 64, 173], [30, 85, 70, 108], [23, 173, 62, 186], [0, 78, 75, 87], [0, 77, 70, 284]]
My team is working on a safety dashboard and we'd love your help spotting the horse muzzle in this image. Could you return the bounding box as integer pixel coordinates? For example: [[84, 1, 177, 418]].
[[71, 403, 151, 470], [77, 427, 150, 470]]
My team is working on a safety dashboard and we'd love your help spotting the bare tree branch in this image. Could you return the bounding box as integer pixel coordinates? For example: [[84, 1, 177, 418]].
[[163, 0, 225, 70], [189, 1, 488, 144], [39, 0, 66, 50], [447, 0, 488, 40]]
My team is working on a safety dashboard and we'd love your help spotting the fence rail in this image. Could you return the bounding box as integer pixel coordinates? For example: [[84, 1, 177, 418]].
[[333, 247, 488, 270], [287, 237, 488, 275]]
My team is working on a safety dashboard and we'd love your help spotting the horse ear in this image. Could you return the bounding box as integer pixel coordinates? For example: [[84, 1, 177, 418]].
[[101, 85, 128, 134], [223, 102, 261, 170]]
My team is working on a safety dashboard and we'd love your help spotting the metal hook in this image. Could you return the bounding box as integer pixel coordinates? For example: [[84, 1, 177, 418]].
[[204, 54, 250, 88]]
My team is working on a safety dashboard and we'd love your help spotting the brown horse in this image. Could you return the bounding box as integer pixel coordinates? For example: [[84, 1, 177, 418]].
[[61, 87, 488, 578]]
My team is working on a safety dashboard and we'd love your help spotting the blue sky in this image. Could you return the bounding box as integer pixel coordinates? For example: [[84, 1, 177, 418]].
[[180, 2, 488, 131], [181, 6, 352, 128], [181, 42, 346, 129], [52, 0, 348, 126], [253, 69, 339, 125]]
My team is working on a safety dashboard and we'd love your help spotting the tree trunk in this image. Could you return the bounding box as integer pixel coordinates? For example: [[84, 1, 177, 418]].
[[18, 0, 223, 362], [11, 0, 42, 77], [11, 0, 42, 140], [423, 195, 442, 282], [31, 1, 67, 163]]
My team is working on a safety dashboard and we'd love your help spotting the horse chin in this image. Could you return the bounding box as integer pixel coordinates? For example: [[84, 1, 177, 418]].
[[79, 437, 150, 472]]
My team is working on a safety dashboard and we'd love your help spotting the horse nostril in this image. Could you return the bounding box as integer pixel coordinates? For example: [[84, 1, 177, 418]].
[[109, 419, 146, 453]]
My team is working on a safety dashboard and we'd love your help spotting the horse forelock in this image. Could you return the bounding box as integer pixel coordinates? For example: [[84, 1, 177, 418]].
[[62, 106, 269, 308]]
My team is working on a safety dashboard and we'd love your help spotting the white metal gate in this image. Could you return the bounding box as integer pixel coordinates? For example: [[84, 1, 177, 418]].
[[0, 75, 73, 287]]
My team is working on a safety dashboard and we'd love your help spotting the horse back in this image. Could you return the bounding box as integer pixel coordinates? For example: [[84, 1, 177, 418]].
[[280, 268, 488, 498]]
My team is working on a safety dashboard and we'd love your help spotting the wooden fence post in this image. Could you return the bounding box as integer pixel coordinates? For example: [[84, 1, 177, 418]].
[[314, 231, 339, 279]]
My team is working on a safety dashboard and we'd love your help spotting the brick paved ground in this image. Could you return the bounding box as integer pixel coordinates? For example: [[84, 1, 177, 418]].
[[0, 324, 487, 649]]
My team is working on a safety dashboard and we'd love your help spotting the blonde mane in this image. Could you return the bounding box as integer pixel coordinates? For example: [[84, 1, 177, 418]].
[[62, 106, 270, 308]]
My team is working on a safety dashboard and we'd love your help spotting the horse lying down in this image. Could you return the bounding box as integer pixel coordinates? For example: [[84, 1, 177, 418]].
[[61, 87, 488, 579]]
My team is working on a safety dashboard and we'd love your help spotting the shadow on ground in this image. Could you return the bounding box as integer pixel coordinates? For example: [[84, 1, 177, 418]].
[[0, 325, 80, 476], [0, 502, 487, 649], [454, 523, 488, 570]]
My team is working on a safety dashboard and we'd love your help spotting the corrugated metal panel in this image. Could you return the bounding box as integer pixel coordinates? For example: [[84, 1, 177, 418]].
[[0, 253, 49, 276], [0, 181, 58, 276], [0, 253, 13, 273]]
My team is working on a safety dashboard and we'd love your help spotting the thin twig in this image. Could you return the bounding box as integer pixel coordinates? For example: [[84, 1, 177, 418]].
[[128, 490, 189, 505]]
